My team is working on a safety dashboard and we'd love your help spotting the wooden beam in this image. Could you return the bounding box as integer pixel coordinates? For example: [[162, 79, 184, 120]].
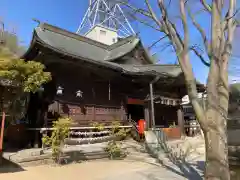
[[177, 107, 184, 136], [144, 106, 150, 130], [27, 125, 133, 132], [150, 83, 155, 128], [0, 111, 6, 154]]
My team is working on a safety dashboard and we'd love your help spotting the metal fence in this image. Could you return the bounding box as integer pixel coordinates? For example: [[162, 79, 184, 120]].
[[151, 128, 167, 143]]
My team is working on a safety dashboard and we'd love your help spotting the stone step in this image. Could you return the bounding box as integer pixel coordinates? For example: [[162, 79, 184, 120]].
[[3, 148, 109, 166]]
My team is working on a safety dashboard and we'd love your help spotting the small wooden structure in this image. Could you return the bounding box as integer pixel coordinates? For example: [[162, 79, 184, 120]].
[[181, 93, 206, 136], [20, 23, 203, 145], [0, 77, 21, 159]]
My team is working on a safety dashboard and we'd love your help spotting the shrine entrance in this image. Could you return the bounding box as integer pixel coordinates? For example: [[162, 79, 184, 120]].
[[127, 98, 144, 122]]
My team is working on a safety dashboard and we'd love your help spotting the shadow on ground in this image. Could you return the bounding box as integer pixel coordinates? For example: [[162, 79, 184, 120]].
[[145, 132, 204, 180], [0, 158, 25, 173], [60, 150, 88, 164], [55, 150, 108, 165]]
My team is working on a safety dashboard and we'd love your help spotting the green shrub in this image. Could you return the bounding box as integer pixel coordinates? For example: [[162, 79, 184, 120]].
[[91, 122, 105, 131], [104, 141, 123, 159], [104, 121, 127, 159], [42, 117, 71, 164], [169, 122, 177, 128]]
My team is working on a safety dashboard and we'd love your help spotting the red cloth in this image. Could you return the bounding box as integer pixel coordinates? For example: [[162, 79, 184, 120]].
[[138, 119, 145, 134]]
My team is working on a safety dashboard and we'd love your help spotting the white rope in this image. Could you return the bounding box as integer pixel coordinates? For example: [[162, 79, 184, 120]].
[[70, 131, 110, 136], [66, 136, 112, 143]]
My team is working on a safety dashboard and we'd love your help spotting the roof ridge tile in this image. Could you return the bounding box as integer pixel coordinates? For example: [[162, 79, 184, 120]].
[[39, 22, 110, 50]]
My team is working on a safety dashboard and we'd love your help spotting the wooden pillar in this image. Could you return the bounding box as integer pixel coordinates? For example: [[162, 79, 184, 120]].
[[0, 87, 5, 160], [147, 101, 152, 128], [44, 112, 48, 127], [0, 111, 6, 163], [177, 107, 184, 136], [120, 105, 124, 121], [149, 83, 155, 128], [144, 106, 150, 130], [93, 106, 96, 121], [57, 101, 60, 115], [34, 110, 41, 148]]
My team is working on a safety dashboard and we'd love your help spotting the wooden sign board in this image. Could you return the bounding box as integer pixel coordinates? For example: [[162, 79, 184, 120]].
[[127, 98, 145, 105]]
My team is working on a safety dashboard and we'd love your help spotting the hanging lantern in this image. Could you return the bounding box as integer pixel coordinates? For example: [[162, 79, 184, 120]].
[[76, 90, 83, 98], [56, 86, 64, 95]]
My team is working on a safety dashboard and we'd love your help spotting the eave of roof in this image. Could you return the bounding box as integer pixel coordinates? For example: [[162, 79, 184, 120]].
[[24, 35, 183, 79], [36, 36, 183, 78], [21, 22, 210, 90], [25, 23, 155, 64], [32, 23, 141, 62]]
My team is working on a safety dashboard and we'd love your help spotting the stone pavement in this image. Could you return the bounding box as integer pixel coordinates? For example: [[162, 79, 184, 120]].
[[99, 164, 187, 180], [3, 142, 109, 164], [0, 160, 188, 180], [1, 135, 205, 179]]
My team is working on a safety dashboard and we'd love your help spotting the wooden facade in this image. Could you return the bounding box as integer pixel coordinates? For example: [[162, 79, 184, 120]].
[[22, 23, 201, 132]]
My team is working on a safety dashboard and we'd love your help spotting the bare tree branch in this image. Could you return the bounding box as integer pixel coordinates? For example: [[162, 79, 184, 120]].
[[224, 0, 237, 58], [200, 0, 212, 13], [144, 0, 162, 27], [127, 12, 162, 31], [187, 6, 211, 59], [121, 0, 184, 54], [234, 19, 240, 27], [119, 0, 166, 32], [179, 0, 206, 128], [159, 41, 173, 51], [117, 0, 153, 18], [220, 0, 237, 93], [148, 35, 168, 50], [158, 0, 184, 51], [180, 0, 189, 56], [190, 46, 210, 67], [222, 6, 240, 31], [226, 8, 240, 21]]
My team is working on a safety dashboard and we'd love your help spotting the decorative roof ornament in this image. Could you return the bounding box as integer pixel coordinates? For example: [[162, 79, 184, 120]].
[[77, 0, 135, 38]]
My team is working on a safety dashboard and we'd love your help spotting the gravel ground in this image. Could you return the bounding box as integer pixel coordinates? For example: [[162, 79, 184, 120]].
[[0, 136, 206, 180], [0, 160, 188, 180]]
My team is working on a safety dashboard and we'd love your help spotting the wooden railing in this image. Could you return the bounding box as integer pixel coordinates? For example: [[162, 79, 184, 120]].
[[45, 118, 129, 127], [46, 101, 128, 127]]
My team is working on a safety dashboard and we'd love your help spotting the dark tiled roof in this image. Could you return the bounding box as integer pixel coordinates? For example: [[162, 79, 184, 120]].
[[121, 64, 182, 77], [23, 23, 183, 78], [34, 23, 141, 62]]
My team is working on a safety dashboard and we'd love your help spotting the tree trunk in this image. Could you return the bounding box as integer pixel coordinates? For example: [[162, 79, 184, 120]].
[[204, 112, 230, 180]]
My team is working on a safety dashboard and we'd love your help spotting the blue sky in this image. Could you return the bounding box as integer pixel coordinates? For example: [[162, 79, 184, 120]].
[[0, 0, 221, 84]]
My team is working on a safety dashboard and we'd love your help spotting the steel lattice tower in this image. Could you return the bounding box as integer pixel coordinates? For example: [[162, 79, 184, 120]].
[[77, 0, 135, 38]]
